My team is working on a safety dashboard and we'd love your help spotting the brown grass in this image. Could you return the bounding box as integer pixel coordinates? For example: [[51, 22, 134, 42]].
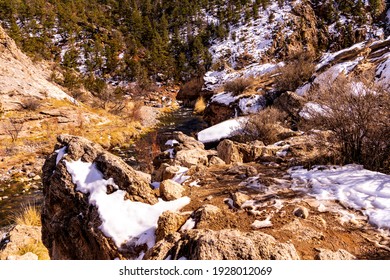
[[224, 77, 253, 96], [240, 107, 288, 145], [18, 241, 50, 260], [194, 96, 206, 114], [12, 203, 41, 227], [274, 52, 316, 92], [22, 98, 41, 111]]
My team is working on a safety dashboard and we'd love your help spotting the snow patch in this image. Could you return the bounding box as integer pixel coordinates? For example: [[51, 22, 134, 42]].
[[65, 159, 190, 250], [197, 117, 247, 143], [55, 146, 68, 165], [251, 218, 273, 229], [289, 165, 390, 229]]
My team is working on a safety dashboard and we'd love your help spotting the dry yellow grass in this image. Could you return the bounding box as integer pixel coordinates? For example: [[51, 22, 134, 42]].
[[194, 96, 206, 114], [18, 240, 50, 260], [13, 203, 42, 227]]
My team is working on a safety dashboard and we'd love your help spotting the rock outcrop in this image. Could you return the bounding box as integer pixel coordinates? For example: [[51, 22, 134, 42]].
[[145, 229, 300, 260], [41, 135, 158, 260], [0, 225, 48, 260], [0, 26, 74, 112], [153, 131, 215, 178]]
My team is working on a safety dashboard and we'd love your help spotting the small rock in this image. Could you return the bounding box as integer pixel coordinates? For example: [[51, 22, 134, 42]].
[[293, 206, 309, 219], [160, 179, 185, 201], [205, 195, 213, 201], [208, 156, 226, 166], [7, 252, 39, 260], [156, 211, 187, 242], [33, 175, 41, 181], [162, 166, 181, 181], [27, 172, 36, 178], [232, 192, 251, 208], [315, 248, 356, 260]]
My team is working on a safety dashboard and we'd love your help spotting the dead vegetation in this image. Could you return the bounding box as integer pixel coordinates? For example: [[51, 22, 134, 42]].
[[274, 52, 316, 92], [239, 107, 288, 145], [224, 77, 253, 96], [302, 73, 390, 172], [2, 117, 24, 142]]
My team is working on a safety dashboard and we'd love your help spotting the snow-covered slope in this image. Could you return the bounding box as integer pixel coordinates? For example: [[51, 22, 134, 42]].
[[203, 0, 386, 93]]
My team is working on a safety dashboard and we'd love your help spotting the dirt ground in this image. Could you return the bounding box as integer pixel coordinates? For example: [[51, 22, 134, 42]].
[[179, 163, 390, 260]]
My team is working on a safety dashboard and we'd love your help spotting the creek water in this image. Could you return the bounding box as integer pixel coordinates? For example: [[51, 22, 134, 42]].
[[112, 107, 208, 172], [0, 107, 207, 228], [0, 180, 43, 228]]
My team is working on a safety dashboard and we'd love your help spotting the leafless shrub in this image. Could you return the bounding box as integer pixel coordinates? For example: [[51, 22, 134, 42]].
[[22, 98, 41, 111], [93, 87, 128, 116], [239, 107, 288, 145], [177, 77, 204, 102], [274, 52, 316, 92], [2, 118, 24, 142], [302, 73, 390, 172], [224, 77, 253, 96]]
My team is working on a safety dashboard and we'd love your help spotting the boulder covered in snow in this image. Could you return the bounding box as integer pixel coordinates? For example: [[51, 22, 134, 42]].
[[41, 135, 177, 260]]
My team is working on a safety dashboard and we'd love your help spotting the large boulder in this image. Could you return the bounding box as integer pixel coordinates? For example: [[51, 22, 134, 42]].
[[153, 131, 213, 172], [217, 139, 265, 164], [41, 135, 159, 260], [144, 229, 300, 260]]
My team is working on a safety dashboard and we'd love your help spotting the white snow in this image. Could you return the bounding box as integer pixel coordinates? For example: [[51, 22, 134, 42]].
[[316, 42, 366, 71], [208, 3, 292, 69], [289, 165, 390, 229], [238, 95, 266, 115], [165, 139, 179, 146], [251, 217, 273, 229], [210, 92, 237, 105], [203, 63, 280, 92], [376, 53, 390, 90], [165, 148, 175, 159], [171, 166, 191, 185], [299, 102, 329, 119], [180, 218, 196, 231], [189, 180, 200, 187], [65, 159, 190, 250], [197, 117, 247, 143], [55, 146, 68, 165]]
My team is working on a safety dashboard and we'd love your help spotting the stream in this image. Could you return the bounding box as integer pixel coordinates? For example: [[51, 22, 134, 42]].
[[112, 107, 208, 172], [0, 107, 207, 228]]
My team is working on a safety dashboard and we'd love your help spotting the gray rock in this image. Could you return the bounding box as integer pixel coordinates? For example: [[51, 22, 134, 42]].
[[208, 156, 226, 166], [7, 252, 38, 260], [156, 211, 188, 242], [160, 179, 185, 201], [145, 229, 300, 260], [293, 206, 309, 219], [315, 248, 356, 260]]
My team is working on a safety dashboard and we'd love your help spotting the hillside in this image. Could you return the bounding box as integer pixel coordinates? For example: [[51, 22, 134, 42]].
[[1, 0, 390, 261]]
